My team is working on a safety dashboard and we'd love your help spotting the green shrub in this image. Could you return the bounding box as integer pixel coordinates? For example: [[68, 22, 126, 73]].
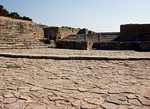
[[8, 12, 20, 19], [22, 16, 32, 21]]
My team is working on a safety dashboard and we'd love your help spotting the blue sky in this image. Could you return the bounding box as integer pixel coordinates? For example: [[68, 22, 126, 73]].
[[0, 0, 150, 32]]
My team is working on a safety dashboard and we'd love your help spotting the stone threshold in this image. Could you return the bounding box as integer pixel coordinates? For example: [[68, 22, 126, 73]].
[[0, 53, 150, 60]]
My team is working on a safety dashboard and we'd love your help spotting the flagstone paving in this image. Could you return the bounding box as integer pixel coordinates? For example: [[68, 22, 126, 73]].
[[0, 56, 150, 109]]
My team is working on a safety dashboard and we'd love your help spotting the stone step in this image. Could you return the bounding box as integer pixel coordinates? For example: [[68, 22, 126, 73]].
[[0, 38, 41, 42], [0, 40, 44, 43], [0, 46, 48, 49], [0, 43, 47, 46], [0, 36, 41, 38], [0, 41, 49, 49]]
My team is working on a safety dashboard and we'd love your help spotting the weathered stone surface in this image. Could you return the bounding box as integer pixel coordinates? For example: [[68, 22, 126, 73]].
[[126, 94, 137, 99], [0, 54, 150, 108], [3, 97, 17, 104], [138, 97, 150, 106], [101, 102, 119, 109], [24, 103, 47, 109], [44, 26, 80, 40], [0, 16, 47, 49], [128, 99, 141, 106]]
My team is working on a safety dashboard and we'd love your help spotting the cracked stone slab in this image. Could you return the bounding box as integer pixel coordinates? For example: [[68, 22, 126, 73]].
[[0, 56, 150, 108]]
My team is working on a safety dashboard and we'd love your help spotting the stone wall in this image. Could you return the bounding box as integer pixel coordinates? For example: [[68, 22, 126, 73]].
[[93, 42, 140, 50], [44, 26, 80, 41], [56, 33, 120, 50], [120, 24, 150, 41], [0, 17, 44, 39], [56, 41, 88, 50], [139, 41, 150, 51], [0, 17, 47, 49]]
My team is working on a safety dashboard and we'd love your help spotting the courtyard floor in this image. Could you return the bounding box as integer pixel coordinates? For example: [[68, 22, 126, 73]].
[[0, 49, 150, 109]]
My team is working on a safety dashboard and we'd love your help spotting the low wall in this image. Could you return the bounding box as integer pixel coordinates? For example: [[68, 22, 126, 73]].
[[139, 42, 150, 51], [56, 41, 87, 50], [93, 42, 140, 50]]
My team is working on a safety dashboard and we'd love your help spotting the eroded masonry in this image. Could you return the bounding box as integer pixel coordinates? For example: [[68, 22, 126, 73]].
[[0, 16, 150, 50], [44, 25, 150, 50], [1, 16, 150, 109]]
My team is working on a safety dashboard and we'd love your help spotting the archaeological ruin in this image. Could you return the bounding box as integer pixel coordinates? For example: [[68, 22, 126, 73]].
[[0, 16, 48, 49], [0, 15, 150, 50], [44, 24, 150, 50], [1, 4, 150, 109]]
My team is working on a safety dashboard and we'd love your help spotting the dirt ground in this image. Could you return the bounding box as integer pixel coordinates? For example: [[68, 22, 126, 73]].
[[0, 49, 150, 109]]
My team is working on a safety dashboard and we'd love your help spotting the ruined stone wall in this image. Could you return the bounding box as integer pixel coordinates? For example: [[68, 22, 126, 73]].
[[58, 27, 80, 39], [44, 27, 80, 40], [56, 41, 87, 50], [56, 33, 121, 50], [93, 42, 140, 50], [0, 17, 47, 49], [0, 16, 44, 39], [139, 41, 150, 51], [120, 24, 150, 41], [44, 27, 59, 40]]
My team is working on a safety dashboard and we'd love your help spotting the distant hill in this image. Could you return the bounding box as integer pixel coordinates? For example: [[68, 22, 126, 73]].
[[0, 4, 32, 21]]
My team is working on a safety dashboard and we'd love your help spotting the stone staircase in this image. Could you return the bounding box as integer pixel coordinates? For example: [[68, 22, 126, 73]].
[[0, 17, 49, 49], [0, 33, 48, 49]]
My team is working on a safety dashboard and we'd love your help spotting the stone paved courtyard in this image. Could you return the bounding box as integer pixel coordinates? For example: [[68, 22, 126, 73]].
[[0, 51, 150, 109]]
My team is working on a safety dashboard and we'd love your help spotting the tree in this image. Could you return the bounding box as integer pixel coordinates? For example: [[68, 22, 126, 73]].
[[22, 16, 32, 21], [0, 4, 32, 21], [8, 12, 20, 19], [0, 4, 9, 16], [0, 5, 4, 10]]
